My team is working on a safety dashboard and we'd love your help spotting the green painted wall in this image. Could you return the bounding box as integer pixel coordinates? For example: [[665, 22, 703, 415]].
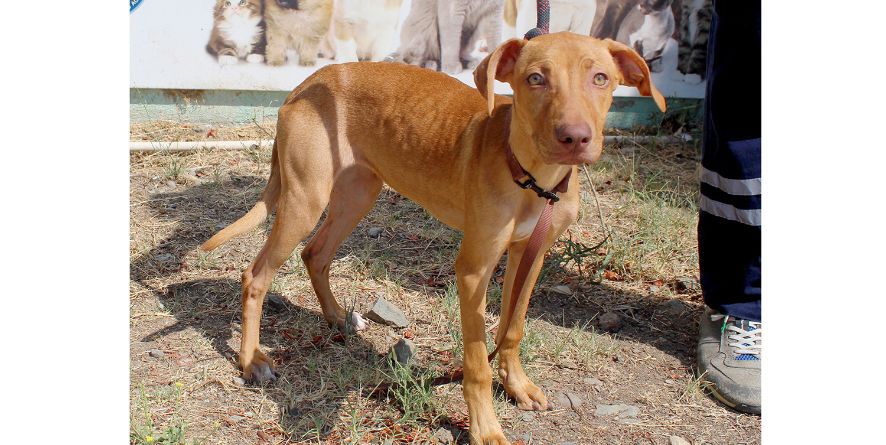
[[130, 88, 700, 130]]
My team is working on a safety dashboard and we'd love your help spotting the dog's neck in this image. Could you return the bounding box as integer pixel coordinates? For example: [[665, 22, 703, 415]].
[[506, 114, 573, 193]]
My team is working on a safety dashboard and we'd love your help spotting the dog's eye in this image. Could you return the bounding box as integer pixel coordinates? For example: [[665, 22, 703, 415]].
[[239, 0, 247, 5], [592, 73, 609, 87], [225, 1, 231, 6], [527, 73, 545, 86]]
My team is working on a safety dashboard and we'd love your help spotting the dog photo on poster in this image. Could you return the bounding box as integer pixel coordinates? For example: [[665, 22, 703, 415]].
[[130, 0, 708, 97]]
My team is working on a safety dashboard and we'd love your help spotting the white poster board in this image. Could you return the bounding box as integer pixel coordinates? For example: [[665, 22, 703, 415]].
[[130, 0, 706, 98]]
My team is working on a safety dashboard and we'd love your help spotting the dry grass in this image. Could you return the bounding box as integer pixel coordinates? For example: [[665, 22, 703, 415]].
[[129, 122, 759, 444]]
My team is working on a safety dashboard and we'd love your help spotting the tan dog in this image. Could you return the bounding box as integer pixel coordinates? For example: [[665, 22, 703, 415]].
[[202, 32, 665, 444]]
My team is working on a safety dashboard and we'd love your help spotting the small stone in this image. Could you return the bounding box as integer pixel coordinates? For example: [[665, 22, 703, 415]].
[[157, 301, 165, 310], [665, 379, 675, 384], [392, 338, 416, 365], [166, 180, 176, 188], [153, 253, 175, 263], [244, 411, 254, 417], [565, 392, 583, 409], [551, 285, 572, 295], [675, 277, 701, 293], [670, 436, 691, 445], [148, 349, 165, 358], [366, 298, 409, 328], [232, 377, 246, 386], [555, 392, 571, 408], [598, 312, 622, 332], [215, 222, 228, 230], [519, 412, 536, 422], [658, 299, 688, 317], [583, 377, 603, 386], [227, 415, 244, 423], [266, 293, 287, 312], [595, 404, 640, 418], [368, 227, 383, 238], [648, 284, 661, 294], [432, 427, 454, 444]]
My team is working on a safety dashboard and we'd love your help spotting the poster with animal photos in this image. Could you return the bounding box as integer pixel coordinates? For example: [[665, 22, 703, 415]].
[[130, 0, 709, 98]]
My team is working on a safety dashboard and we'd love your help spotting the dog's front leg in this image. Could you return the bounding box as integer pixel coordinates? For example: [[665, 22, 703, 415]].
[[456, 234, 511, 445], [497, 194, 580, 411], [495, 238, 552, 411]]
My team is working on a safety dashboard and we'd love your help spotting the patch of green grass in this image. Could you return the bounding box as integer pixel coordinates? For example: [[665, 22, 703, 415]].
[[581, 148, 699, 282], [194, 252, 217, 270], [164, 158, 184, 181], [486, 281, 502, 310], [130, 383, 197, 445], [573, 325, 619, 368], [442, 281, 462, 359], [681, 369, 715, 402], [383, 357, 441, 425], [208, 166, 224, 185], [519, 317, 543, 365], [245, 145, 272, 166]]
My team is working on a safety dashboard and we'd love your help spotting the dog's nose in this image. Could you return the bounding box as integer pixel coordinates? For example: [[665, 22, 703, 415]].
[[555, 123, 592, 151]]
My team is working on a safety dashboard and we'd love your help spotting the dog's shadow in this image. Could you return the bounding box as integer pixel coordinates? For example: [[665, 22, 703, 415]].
[[131, 175, 471, 442]]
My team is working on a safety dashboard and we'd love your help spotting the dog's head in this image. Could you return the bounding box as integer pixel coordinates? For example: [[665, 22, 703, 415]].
[[474, 33, 666, 165]]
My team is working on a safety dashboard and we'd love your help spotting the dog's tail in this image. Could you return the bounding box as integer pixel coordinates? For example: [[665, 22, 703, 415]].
[[200, 141, 281, 252]]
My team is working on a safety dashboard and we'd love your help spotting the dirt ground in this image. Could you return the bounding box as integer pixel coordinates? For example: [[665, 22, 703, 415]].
[[130, 122, 761, 445]]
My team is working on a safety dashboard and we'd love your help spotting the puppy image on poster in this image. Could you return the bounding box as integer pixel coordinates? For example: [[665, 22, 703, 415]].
[[264, 0, 334, 66], [327, 0, 404, 63]]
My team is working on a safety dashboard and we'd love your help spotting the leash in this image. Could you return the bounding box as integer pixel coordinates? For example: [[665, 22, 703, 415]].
[[488, 117, 570, 362], [368, 1, 557, 397], [524, 0, 550, 40]]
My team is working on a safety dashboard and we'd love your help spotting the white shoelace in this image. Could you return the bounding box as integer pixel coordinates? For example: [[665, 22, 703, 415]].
[[712, 314, 762, 356]]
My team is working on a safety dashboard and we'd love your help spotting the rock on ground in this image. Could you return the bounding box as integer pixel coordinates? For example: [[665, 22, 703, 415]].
[[598, 311, 623, 332], [392, 338, 416, 365], [595, 404, 640, 418], [669, 436, 691, 445], [366, 297, 409, 328], [148, 349, 165, 358], [432, 426, 454, 444]]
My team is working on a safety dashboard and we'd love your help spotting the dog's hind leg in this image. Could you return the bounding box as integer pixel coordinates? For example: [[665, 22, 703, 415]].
[[301, 165, 383, 332], [239, 185, 330, 383]]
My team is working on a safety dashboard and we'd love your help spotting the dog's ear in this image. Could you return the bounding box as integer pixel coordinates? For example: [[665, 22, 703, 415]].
[[605, 39, 667, 112], [474, 39, 525, 116]]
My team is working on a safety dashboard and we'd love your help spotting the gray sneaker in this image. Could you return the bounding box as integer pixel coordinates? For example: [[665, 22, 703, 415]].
[[697, 307, 761, 414]]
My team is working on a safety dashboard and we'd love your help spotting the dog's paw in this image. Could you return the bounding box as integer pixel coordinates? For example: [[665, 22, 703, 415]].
[[242, 351, 278, 384], [500, 366, 550, 411], [218, 55, 238, 65], [246, 53, 265, 64], [246, 361, 278, 384], [349, 311, 368, 331], [469, 428, 510, 445]]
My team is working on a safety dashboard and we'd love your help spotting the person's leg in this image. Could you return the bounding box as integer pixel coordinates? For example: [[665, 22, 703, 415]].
[[696, 0, 762, 414]]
